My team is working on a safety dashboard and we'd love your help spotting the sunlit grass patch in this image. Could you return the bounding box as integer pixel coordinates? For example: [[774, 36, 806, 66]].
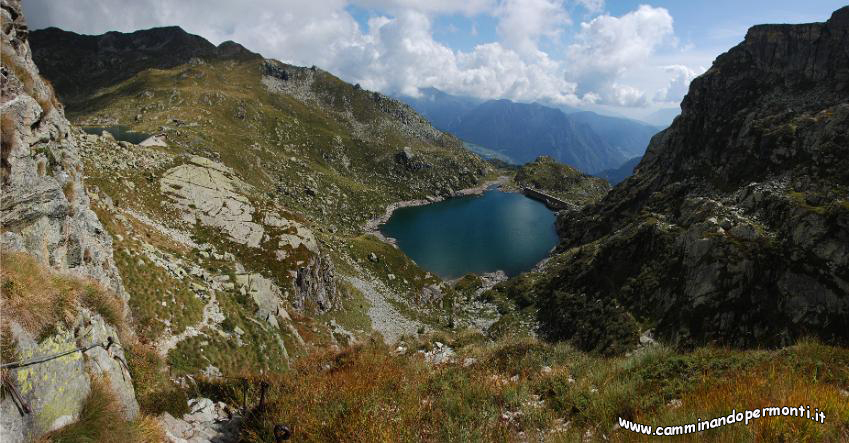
[[0, 251, 125, 339]]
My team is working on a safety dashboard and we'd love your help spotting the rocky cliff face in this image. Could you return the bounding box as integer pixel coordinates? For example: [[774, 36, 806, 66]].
[[530, 7, 849, 352], [1, 0, 139, 440], [1, 2, 125, 298]]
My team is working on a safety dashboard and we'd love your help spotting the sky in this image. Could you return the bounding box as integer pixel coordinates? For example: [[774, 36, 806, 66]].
[[22, 0, 846, 121]]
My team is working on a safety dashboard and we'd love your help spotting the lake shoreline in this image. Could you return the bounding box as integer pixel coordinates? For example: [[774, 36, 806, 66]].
[[363, 175, 558, 281], [362, 175, 511, 244]]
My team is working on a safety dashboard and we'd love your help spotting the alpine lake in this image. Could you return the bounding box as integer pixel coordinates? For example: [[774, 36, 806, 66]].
[[82, 125, 151, 144], [380, 190, 558, 279]]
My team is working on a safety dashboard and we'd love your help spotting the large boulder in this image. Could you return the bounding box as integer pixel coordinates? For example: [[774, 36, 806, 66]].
[[0, 308, 139, 442]]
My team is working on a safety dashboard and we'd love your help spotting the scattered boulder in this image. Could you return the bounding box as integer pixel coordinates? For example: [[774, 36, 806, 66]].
[[394, 146, 430, 171], [419, 284, 444, 305], [159, 397, 240, 443]]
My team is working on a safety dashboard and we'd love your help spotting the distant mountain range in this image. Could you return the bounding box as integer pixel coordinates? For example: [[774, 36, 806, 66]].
[[596, 155, 643, 185], [398, 88, 660, 174]]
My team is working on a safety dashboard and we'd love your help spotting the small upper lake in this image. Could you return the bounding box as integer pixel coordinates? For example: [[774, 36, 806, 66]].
[[380, 190, 558, 279], [82, 125, 151, 144]]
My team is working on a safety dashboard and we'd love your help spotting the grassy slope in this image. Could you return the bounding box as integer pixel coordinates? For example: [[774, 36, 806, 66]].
[[197, 333, 849, 442], [70, 57, 490, 233], [49, 40, 849, 443]]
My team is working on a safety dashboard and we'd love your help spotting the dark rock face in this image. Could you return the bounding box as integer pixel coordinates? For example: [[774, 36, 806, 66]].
[[29, 26, 260, 104], [294, 254, 338, 312], [394, 146, 430, 171], [535, 8, 849, 351]]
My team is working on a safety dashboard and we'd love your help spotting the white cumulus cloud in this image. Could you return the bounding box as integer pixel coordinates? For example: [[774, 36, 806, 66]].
[[22, 0, 691, 112], [574, 0, 604, 13], [495, 0, 570, 60], [565, 5, 674, 106]]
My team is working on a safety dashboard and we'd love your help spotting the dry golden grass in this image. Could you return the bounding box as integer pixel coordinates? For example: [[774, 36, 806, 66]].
[[623, 342, 849, 442], [0, 251, 124, 339], [38, 377, 165, 443], [193, 333, 849, 442], [62, 181, 76, 202]]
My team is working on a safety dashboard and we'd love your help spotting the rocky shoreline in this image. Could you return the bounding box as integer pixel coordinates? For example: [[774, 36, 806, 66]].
[[362, 175, 510, 238]]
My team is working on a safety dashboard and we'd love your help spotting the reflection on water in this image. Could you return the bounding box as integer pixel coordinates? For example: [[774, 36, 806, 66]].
[[380, 190, 558, 279]]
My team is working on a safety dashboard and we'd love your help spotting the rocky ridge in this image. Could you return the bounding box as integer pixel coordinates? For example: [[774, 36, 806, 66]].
[[29, 25, 259, 104], [511, 156, 610, 207], [520, 8, 849, 353]]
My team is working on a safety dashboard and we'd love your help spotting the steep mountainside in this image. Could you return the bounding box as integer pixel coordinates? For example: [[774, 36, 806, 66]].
[[29, 26, 259, 104], [24, 22, 503, 381], [567, 111, 658, 159], [30, 28, 488, 233], [447, 99, 655, 173], [498, 7, 849, 354]]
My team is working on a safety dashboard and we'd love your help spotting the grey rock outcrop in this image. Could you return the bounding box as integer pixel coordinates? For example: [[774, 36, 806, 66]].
[[159, 397, 240, 443], [260, 59, 462, 149], [235, 272, 293, 329], [419, 284, 445, 306], [293, 253, 338, 312], [394, 146, 430, 171], [0, 309, 140, 442], [1, 1, 139, 440], [161, 156, 264, 247]]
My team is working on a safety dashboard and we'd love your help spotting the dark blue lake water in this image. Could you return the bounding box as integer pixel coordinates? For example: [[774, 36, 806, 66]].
[[82, 125, 150, 144], [380, 190, 558, 279]]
